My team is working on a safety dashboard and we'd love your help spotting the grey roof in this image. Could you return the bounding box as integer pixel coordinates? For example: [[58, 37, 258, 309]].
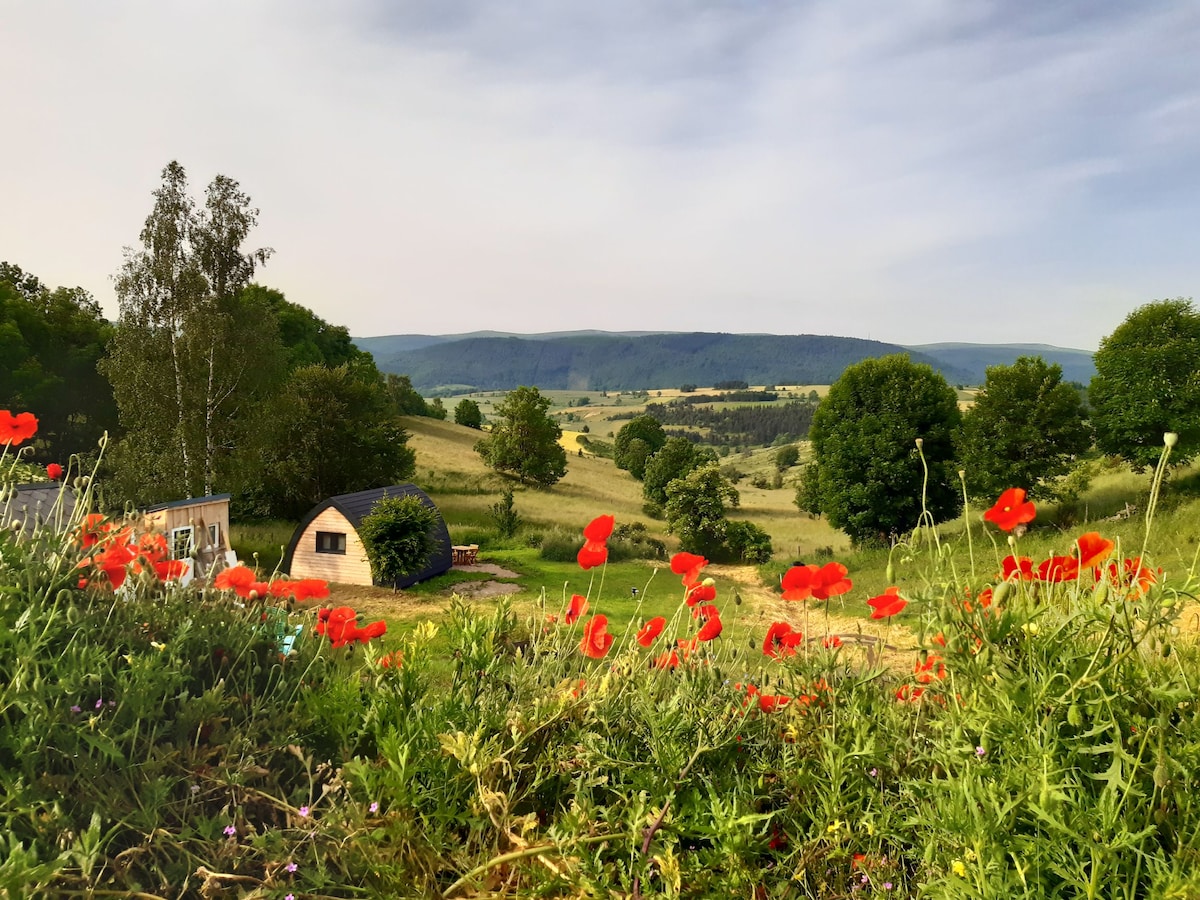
[[142, 493, 231, 513], [281, 484, 454, 589], [7, 482, 78, 535]]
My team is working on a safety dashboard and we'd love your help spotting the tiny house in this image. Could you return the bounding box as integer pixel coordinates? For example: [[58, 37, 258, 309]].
[[283, 485, 453, 589], [141, 493, 232, 579]]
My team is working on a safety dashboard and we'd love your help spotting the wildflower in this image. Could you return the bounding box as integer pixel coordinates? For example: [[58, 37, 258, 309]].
[[69, 705, 81, 713], [685, 580, 717, 606], [564, 594, 588, 625], [1001, 555, 1035, 581], [867, 587, 907, 619], [975, 746, 986, 757], [214, 565, 257, 597], [286, 862, 298, 873], [1106, 557, 1158, 599], [636, 616, 666, 647], [951, 859, 966, 877], [47, 462, 63, 480], [883, 883, 893, 890], [670, 551, 708, 588], [286, 894, 295, 900], [223, 824, 237, 836], [0, 410, 38, 446], [654, 649, 681, 669], [896, 684, 925, 702], [577, 514, 614, 569], [580, 614, 613, 659], [822, 635, 843, 649], [697, 614, 723, 642], [298, 806, 309, 817], [762, 621, 803, 659], [781, 561, 852, 601], [378, 651, 403, 668], [692, 603, 719, 621], [1076, 531, 1115, 569], [369, 801, 379, 813], [914, 653, 946, 684], [190, 784, 200, 795], [1035, 555, 1079, 583], [983, 487, 1036, 532], [869, 768, 878, 778], [95, 698, 103, 709]]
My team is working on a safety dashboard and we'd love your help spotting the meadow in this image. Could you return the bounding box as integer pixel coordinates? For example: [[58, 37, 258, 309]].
[[7, 398, 1200, 898]]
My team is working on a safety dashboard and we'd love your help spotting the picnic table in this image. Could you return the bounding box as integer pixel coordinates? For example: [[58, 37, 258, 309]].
[[452, 544, 479, 565]]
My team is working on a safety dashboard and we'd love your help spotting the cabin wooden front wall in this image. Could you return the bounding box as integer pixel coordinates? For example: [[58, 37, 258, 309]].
[[289, 507, 374, 585], [141, 497, 232, 578]]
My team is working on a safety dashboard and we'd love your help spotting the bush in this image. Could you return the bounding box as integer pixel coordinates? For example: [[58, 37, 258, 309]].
[[724, 519, 774, 563], [488, 488, 522, 538], [358, 494, 440, 585]]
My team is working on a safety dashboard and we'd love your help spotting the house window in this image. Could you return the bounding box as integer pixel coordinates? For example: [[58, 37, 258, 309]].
[[208, 522, 221, 549], [316, 531, 346, 555], [170, 526, 195, 560]]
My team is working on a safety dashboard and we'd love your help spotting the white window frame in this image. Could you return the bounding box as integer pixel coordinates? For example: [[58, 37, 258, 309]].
[[170, 525, 195, 560]]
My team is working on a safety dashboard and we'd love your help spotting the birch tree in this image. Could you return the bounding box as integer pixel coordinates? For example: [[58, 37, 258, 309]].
[[103, 161, 278, 501]]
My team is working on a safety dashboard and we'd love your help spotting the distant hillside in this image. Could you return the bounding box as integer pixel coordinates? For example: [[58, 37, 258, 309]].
[[906, 343, 1095, 385], [354, 330, 669, 358], [363, 332, 976, 393]]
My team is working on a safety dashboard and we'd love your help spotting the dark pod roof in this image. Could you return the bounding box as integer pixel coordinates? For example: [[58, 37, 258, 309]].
[[282, 484, 453, 589], [9, 482, 78, 536]]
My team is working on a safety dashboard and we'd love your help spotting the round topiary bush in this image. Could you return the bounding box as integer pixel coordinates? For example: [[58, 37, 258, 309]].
[[358, 494, 440, 586]]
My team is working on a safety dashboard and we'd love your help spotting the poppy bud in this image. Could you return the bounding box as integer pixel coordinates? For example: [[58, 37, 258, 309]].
[[885, 562, 894, 583], [1165, 432, 1179, 448], [914, 437, 923, 450], [735, 592, 742, 606]]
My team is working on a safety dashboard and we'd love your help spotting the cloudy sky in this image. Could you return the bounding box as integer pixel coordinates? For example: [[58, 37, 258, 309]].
[[4, 1, 1198, 349]]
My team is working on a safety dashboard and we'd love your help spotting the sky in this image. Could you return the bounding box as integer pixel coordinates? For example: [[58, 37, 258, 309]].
[[3, 1, 1198, 350]]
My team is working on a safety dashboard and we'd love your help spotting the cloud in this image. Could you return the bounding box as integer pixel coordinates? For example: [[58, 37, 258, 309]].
[[2, 0, 1197, 349]]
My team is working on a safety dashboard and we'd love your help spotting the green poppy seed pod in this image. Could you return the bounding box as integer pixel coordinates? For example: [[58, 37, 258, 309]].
[[1165, 432, 1179, 448], [885, 561, 895, 583], [993, 581, 1011, 606], [1094, 582, 1109, 604], [1154, 760, 1169, 789]]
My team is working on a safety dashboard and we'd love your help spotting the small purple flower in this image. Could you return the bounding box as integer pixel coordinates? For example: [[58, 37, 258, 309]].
[[369, 801, 379, 813], [285, 862, 298, 873], [95, 698, 103, 709], [883, 883, 893, 890], [869, 768, 878, 778], [108, 700, 115, 707], [223, 824, 236, 837], [285, 895, 295, 900], [298, 805, 309, 817], [975, 746, 986, 757], [70, 705, 81, 714]]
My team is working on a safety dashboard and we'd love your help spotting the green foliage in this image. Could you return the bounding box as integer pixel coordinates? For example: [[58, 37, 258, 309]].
[[664, 463, 739, 557], [474, 386, 567, 487], [642, 437, 713, 507], [0, 268, 118, 461], [807, 355, 961, 545], [958, 356, 1092, 500], [538, 523, 665, 562], [774, 444, 800, 470], [245, 363, 417, 519], [723, 519, 774, 563], [645, 399, 814, 448], [613, 415, 667, 479], [453, 398, 483, 429], [1090, 298, 1200, 470], [488, 487, 522, 538], [358, 493, 440, 585], [241, 283, 366, 369]]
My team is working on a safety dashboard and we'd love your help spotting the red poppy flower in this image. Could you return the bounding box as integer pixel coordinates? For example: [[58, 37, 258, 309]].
[[896, 684, 925, 702], [1035, 555, 1079, 583], [379, 651, 403, 668], [46, 462, 63, 480], [357, 619, 387, 642], [79, 513, 111, 549], [692, 603, 719, 621], [654, 649, 681, 669], [154, 559, 189, 581], [685, 582, 716, 607], [291, 579, 330, 602], [813, 562, 852, 599], [782, 562, 852, 600], [583, 514, 615, 543], [565, 594, 589, 624], [763, 621, 803, 658], [758, 693, 791, 712], [1001, 555, 1034, 581], [1076, 531, 1115, 569], [636, 615, 666, 647], [1106, 557, 1157, 598], [580, 614, 614, 659], [822, 635, 843, 649], [577, 541, 608, 570], [867, 587, 907, 619], [914, 653, 946, 684], [215, 565, 256, 595], [697, 614, 723, 642], [670, 551, 708, 587], [983, 488, 1036, 532], [0, 410, 38, 446]]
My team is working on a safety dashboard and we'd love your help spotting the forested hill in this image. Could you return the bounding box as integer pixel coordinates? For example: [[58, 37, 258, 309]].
[[362, 332, 977, 393]]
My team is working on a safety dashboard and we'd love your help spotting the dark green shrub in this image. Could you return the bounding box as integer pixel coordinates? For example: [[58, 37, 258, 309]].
[[358, 494, 440, 585], [724, 519, 774, 563]]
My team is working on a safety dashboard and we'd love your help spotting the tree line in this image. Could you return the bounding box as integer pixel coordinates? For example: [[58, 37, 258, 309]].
[[643, 398, 816, 447]]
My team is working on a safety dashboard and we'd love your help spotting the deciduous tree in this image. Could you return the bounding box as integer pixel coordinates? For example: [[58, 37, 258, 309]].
[[475, 386, 567, 487], [806, 355, 961, 545], [958, 356, 1091, 500], [1090, 298, 1200, 470], [454, 399, 483, 429], [664, 464, 739, 557], [613, 415, 666, 479]]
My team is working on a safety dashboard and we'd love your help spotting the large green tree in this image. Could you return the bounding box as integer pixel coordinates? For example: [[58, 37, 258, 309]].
[[806, 355, 961, 545], [249, 363, 417, 519], [613, 414, 667, 479], [664, 463, 739, 557], [454, 398, 483, 429], [958, 356, 1092, 500], [1090, 298, 1200, 470], [102, 161, 279, 501], [0, 267, 119, 460], [642, 437, 714, 508], [475, 386, 567, 487]]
